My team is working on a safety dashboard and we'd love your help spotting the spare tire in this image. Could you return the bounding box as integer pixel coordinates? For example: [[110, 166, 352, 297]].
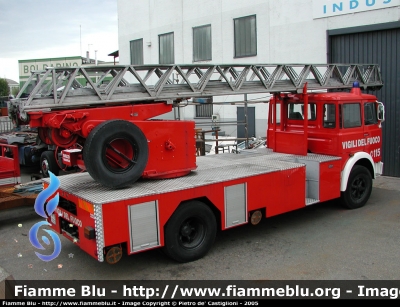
[[83, 120, 149, 188]]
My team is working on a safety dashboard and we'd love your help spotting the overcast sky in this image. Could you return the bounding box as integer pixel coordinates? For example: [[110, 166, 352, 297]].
[[0, 0, 118, 82]]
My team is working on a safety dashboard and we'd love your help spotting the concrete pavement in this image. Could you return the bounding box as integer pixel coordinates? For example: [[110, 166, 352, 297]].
[[1, 173, 399, 297]]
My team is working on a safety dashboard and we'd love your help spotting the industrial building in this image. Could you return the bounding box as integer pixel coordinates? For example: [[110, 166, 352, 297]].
[[116, 0, 400, 177]]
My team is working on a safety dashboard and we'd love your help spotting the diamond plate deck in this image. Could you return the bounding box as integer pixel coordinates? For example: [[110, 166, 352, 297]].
[[47, 149, 341, 205]]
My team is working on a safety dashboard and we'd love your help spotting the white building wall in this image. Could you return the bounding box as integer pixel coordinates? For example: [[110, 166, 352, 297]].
[[117, 0, 400, 137]]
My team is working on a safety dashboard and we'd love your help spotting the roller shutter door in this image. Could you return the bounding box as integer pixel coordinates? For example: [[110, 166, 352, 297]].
[[329, 23, 400, 177]]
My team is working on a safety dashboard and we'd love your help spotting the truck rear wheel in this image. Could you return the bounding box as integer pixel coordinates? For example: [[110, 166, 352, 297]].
[[40, 151, 59, 177], [163, 201, 217, 263], [340, 165, 372, 209], [83, 120, 148, 188]]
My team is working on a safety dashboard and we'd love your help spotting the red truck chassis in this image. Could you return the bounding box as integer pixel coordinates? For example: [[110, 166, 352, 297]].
[[10, 63, 385, 264]]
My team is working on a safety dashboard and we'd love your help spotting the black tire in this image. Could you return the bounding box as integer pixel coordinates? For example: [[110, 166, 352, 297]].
[[40, 151, 59, 177], [83, 120, 148, 188], [163, 201, 217, 263], [340, 165, 372, 209]]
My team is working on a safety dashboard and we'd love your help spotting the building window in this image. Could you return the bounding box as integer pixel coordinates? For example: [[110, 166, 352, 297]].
[[130, 39, 143, 65], [159, 32, 174, 64], [194, 97, 213, 118], [234, 15, 257, 58], [193, 25, 212, 62], [195, 104, 213, 118]]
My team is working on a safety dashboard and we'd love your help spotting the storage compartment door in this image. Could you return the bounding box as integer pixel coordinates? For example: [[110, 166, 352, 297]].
[[224, 183, 247, 228], [128, 201, 160, 253]]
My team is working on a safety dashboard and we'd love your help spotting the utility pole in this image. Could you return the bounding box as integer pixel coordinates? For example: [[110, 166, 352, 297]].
[[88, 44, 93, 61], [80, 25, 82, 57], [244, 94, 249, 149]]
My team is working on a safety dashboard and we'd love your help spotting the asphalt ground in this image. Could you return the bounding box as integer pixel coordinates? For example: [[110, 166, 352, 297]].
[[1, 170, 399, 282]]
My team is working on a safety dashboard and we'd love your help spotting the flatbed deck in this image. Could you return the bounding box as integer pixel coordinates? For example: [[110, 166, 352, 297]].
[[48, 148, 341, 205], [45, 147, 343, 263]]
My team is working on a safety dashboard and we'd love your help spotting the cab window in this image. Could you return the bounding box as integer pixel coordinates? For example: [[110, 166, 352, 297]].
[[323, 104, 336, 128], [287, 103, 316, 120], [364, 102, 378, 125], [270, 102, 281, 124], [343, 103, 361, 128]]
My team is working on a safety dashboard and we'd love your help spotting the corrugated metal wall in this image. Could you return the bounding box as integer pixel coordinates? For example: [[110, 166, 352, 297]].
[[328, 22, 400, 177]]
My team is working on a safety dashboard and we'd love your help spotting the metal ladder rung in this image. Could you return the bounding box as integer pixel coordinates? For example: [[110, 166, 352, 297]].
[[12, 63, 383, 114]]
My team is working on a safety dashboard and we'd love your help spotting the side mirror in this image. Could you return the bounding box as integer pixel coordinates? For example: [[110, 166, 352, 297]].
[[377, 102, 385, 122]]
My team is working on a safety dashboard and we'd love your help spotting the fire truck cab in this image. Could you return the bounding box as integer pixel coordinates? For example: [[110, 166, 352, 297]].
[[268, 82, 385, 209]]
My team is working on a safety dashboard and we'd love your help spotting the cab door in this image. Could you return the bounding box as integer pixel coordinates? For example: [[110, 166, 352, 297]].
[[363, 101, 382, 162], [340, 102, 366, 155]]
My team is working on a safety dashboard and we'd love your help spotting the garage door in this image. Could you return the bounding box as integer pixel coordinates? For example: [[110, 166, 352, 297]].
[[328, 22, 400, 177]]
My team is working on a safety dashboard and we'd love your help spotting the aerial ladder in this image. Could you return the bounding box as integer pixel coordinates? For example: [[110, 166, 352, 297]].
[[9, 63, 383, 188]]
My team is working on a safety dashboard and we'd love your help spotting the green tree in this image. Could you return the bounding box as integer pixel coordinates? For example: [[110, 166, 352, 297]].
[[0, 78, 10, 96], [12, 87, 20, 96]]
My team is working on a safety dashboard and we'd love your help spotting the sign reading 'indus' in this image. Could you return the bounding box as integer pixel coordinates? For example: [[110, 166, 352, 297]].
[[313, 0, 399, 18]]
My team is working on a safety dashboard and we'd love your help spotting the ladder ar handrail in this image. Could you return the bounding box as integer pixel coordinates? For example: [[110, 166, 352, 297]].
[[11, 63, 383, 116]]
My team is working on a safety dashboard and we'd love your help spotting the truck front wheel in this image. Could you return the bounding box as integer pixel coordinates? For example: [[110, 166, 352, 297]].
[[163, 201, 217, 263], [40, 151, 59, 177], [340, 165, 372, 209]]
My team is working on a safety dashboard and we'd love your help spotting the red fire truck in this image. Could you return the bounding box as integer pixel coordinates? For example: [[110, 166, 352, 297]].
[[9, 64, 385, 264], [0, 143, 20, 187]]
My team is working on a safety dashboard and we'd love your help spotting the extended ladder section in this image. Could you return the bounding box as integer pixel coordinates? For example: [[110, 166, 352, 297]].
[[13, 63, 383, 114]]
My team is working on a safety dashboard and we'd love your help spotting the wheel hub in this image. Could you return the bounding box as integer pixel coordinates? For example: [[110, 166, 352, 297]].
[[179, 218, 205, 248], [352, 177, 366, 199], [181, 223, 194, 238], [105, 138, 136, 171], [42, 160, 49, 174]]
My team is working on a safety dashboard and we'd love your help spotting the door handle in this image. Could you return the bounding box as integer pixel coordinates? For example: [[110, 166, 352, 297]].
[[364, 133, 369, 136]]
